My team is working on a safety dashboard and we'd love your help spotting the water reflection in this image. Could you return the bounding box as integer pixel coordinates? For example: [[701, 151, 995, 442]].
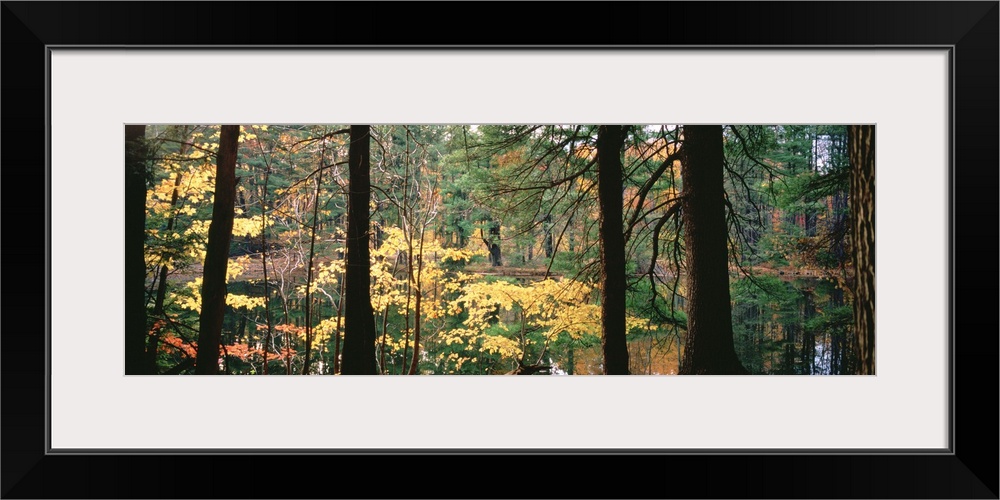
[[555, 277, 855, 375]]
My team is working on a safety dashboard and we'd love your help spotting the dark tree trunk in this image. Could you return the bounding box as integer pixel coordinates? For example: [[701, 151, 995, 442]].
[[147, 137, 189, 374], [678, 125, 748, 375], [125, 125, 148, 375], [260, 152, 274, 375], [566, 344, 575, 375], [543, 214, 554, 258], [237, 313, 247, 342], [334, 245, 348, 374], [408, 232, 427, 375], [152, 171, 183, 315], [848, 125, 876, 375], [340, 125, 379, 375], [482, 221, 502, 266], [373, 218, 384, 249], [488, 244, 501, 266], [301, 167, 324, 375], [194, 125, 240, 375], [596, 125, 629, 375]]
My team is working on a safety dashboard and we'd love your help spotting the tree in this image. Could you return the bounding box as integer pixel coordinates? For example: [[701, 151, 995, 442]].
[[340, 125, 379, 374], [369, 126, 444, 375], [481, 220, 502, 266], [848, 125, 875, 374], [678, 125, 748, 375], [301, 132, 341, 375], [596, 125, 630, 374], [251, 128, 277, 375], [194, 125, 240, 374], [147, 126, 194, 374], [441, 277, 600, 374], [125, 125, 148, 375]]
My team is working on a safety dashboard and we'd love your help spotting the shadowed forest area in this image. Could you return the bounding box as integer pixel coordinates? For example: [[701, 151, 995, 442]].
[[124, 124, 875, 375]]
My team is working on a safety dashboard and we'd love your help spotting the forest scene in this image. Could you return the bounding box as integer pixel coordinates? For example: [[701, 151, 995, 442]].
[[124, 124, 876, 375]]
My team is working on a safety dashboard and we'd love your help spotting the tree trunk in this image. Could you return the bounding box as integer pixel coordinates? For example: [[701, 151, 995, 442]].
[[152, 171, 183, 316], [543, 215, 554, 258], [566, 344, 575, 375], [301, 168, 324, 375], [147, 136, 190, 374], [678, 125, 748, 375], [125, 125, 148, 375], [195, 125, 239, 375], [848, 125, 876, 375], [596, 125, 630, 375], [260, 152, 274, 375], [408, 230, 427, 375], [340, 125, 379, 374], [482, 221, 502, 266], [401, 230, 413, 374], [333, 246, 347, 375]]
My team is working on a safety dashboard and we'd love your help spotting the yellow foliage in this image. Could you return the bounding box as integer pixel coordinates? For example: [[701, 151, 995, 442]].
[[479, 335, 522, 359], [170, 255, 255, 313], [146, 152, 217, 216], [438, 246, 487, 263], [443, 277, 602, 368], [172, 278, 203, 313], [227, 294, 266, 310], [226, 256, 252, 281], [433, 352, 473, 373], [232, 216, 271, 238], [305, 318, 338, 346], [316, 259, 346, 285], [626, 314, 656, 334], [238, 125, 258, 143]]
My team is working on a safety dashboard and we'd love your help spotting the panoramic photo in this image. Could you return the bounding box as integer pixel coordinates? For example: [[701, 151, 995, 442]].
[[125, 124, 875, 375]]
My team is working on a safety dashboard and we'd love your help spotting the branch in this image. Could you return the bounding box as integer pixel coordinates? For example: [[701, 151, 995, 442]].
[[288, 128, 351, 151], [624, 149, 682, 242], [156, 138, 218, 158], [727, 125, 783, 182], [282, 160, 350, 194]]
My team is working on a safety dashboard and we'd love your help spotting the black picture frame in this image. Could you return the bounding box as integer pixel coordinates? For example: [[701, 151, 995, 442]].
[[3, 2, 996, 498]]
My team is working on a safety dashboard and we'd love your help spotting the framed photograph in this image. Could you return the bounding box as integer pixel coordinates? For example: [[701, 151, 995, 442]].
[[4, 2, 996, 498]]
